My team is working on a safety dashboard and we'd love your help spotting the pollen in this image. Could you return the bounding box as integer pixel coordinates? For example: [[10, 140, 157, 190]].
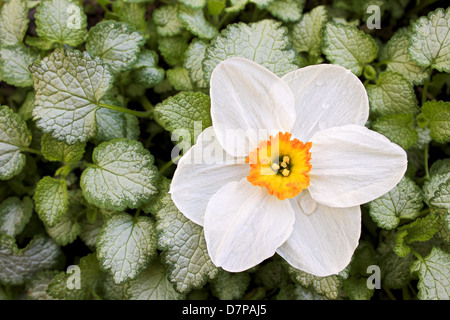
[[246, 132, 312, 200]]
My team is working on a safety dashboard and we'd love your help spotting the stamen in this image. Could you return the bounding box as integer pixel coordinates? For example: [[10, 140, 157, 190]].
[[246, 132, 312, 200], [271, 163, 280, 171]]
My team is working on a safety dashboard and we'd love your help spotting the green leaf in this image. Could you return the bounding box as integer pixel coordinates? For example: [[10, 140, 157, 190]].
[[94, 96, 139, 142], [80, 139, 159, 211], [79, 213, 103, 249], [158, 35, 190, 66], [323, 22, 378, 76], [95, 108, 140, 142], [289, 5, 328, 58], [380, 30, 430, 85], [155, 91, 212, 144], [178, 4, 218, 40], [418, 101, 450, 144], [377, 232, 414, 289], [18, 91, 36, 121], [208, 0, 225, 15], [250, 0, 273, 8], [47, 253, 103, 300], [30, 49, 114, 145], [115, 1, 146, 32], [408, 8, 450, 73], [24, 35, 58, 51], [102, 274, 128, 300], [410, 247, 450, 300], [394, 213, 441, 257], [293, 284, 328, 300], [430, 179, 450, 211], [0, 196, 33, 237], [178, 0, 206, 9], [35, 0, 87, 47], [0, 234, 63, 286], [130, 50, 165, 88], [203, 19, 298, 84], [369, 176, 423, 230], [86, 20, 145, 74], [371, 113, 418, 150], [0, 105, 31, 180], [285, 264, 344, 300], [147, 177, 220, 293], [97, 213, 157, 285], [255, 259, 289, 289], [211, 271, 251, 300], [423, 171, 450, 205], [153, 4, 185, 37], [0, 44, 40, 88], [125, 260, 186, 300], [46, 208, 82, 246], [267, 0, 304, 23], [25, 271, 60, 300], [225, 0, 248, 13], [184, 39, 209, 89], [33, 176, 69, 227], [343, 277, 374, 300], [367, 71, 419, 116], [41, 134, 85, 164], [0, 0, 29, 46], [430, 158, 450, 176], [166, 67, 194, 91]]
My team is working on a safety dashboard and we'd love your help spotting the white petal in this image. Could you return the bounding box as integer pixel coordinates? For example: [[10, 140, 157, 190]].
[[210, 57, 296, 157], [204, 178, 295, 272], [277, 199, 361, 277], [170, 127, 249, 226], [282, 64, 369, 141], [309, 125, 407, 208], [297, 190, 318, 216]]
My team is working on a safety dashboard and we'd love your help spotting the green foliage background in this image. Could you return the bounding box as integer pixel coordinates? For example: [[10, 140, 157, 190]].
[[0, 0, 449, 300]]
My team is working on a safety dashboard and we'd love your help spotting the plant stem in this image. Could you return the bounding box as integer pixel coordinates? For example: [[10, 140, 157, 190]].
[[98, 102, 152, 118], [423, 143, 430, 180], [159, 155, 182, 175], [217, 12, 230, 29], [382, 285, 397, 300], [421, 78, 430, 106], [139, 95, 154, 112], [139, 96, 166, 128], [410, 247, 424, 262], [20, 147, 43, 156]]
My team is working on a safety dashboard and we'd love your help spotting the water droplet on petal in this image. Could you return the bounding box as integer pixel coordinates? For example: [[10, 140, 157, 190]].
[[300, 194, 318, 215], [321, 103, 331, 110], [318, 120, 327, 130]]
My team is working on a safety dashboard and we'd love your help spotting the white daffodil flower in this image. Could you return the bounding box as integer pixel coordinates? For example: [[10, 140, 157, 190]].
[[170, 57, 407, 277]]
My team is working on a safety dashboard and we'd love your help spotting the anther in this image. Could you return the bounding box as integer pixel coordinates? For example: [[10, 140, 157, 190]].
[[281, 169, 290, 177], [271, 163, 280, 171]]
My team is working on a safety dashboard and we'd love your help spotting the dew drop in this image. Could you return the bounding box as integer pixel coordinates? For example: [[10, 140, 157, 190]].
[[318, 120, 327, 130], [299, 194, 318, 215], [321, 103, 331, 110]]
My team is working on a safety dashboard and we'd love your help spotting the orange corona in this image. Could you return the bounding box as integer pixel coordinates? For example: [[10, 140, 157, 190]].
[[246, 132, 312, 200]]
